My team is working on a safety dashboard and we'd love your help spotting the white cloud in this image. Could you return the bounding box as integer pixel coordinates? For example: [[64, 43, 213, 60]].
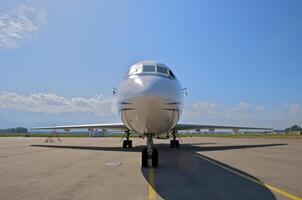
[[0, 92, 301, 129], [256, 105, 265, 111], [285, 104, 301, 116], [0, 92, 117, 116], [0, 3, 47, 48], [183, 101, 259, 120], [182, 100, 301, 128]]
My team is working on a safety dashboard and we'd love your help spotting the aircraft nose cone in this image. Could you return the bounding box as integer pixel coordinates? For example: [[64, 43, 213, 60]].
[[118, 74, 183, 134], [133, 76, 179, 99], [117, 74, 183, 107]]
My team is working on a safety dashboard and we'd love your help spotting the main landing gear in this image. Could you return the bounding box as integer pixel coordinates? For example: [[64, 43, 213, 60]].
[[122, 130, 132, 148], [142, 134, 158, 168], [170, 131, 180, 148]]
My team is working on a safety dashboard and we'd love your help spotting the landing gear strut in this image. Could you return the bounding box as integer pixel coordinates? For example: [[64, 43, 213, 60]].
[[142, 134, 158, 168], [122, 130, 132, 148], [170, 131, 180, 148]]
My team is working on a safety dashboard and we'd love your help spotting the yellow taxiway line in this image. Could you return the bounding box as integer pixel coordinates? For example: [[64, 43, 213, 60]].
[[149, 167, 157, 200], [197, 154, 302, 200]]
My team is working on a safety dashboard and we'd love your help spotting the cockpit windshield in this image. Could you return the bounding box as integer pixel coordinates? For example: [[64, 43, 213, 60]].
[[127, 63, 176, 79], [143, 65, 155, 72], [157, 66, 176, 79], [157, 66, 169, 74]]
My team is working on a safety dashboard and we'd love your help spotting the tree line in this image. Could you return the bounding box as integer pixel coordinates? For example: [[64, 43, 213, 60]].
[[0, 127, 28, 133], [285, 124, 302, 133]]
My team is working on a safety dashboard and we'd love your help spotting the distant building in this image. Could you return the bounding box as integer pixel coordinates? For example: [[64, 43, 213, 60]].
[[273, 130, 286, 134]]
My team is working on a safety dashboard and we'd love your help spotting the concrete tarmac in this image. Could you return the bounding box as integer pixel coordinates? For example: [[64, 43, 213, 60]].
[[0, 137, 301, 200]]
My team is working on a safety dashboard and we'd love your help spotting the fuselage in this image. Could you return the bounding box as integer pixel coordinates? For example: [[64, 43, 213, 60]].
[[117, 61, 183, 136]]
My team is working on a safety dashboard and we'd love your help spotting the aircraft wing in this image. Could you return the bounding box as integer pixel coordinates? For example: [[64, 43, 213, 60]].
[[31, 123, 127, 131], [173, 124, 272, 131]]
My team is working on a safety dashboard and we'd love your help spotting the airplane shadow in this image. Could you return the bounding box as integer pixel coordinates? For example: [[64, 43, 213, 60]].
[[31, 143, 285, 153], [141, 143, 287, 200], [31, 142, 287, 200]]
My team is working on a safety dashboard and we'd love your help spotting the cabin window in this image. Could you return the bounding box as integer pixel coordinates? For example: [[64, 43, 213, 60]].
[[157, 66, 169, 74], [143, 65, 155, 72]]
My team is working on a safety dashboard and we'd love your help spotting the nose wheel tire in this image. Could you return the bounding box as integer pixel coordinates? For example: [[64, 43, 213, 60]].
[[152, 148, 158, 167], [170, 140, 179, 148], [122, 140, 132, 148], [142, 149, 148, 167], [142, 148, 158, 168]]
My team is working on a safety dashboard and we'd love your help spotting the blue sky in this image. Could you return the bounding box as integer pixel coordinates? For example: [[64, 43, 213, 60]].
[[0, 0, 301, 129]]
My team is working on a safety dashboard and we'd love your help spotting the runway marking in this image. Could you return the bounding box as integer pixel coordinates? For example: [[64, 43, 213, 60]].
[[197, 154, 302, 200], [148, 167, 157, 200]]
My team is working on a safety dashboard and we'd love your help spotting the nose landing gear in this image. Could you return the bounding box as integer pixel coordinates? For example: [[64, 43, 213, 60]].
[[142, 134, 158, 168], [123, 140, 132, 148], [122, 130, 132, 148], [170, 139, 179, 148], [170, 130, 180, 148]]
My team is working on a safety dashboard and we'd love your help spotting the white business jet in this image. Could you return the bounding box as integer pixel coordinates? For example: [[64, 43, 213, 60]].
[[32, 60, 271, 168]]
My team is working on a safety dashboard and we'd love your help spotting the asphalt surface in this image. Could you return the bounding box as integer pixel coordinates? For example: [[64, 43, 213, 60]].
[[0, 137, 301, 200]]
